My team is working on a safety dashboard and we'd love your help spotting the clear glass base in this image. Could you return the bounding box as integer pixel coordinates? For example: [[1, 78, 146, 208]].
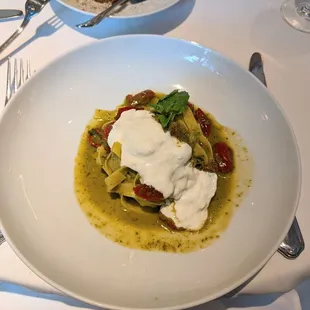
[[281, 0, 310, 33]]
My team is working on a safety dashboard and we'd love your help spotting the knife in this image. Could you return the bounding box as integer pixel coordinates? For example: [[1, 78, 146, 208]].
[[249, 52, 305, 260], [0, 9, 23, 20]]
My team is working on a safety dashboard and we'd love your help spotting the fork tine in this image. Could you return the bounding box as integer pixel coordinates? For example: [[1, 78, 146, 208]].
[[26, 60, 31, 80], [13, 59, 18, 93], [19, 59, 24, 88], [5, 58, 12, 106], [5, 59, 33, 107]]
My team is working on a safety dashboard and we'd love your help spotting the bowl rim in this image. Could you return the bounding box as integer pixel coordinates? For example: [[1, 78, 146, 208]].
[[55, 0, 180, 19], [0, 34, 302, 310]]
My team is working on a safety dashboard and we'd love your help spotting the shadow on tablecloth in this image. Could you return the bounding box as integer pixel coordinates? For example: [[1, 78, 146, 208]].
[[0, 15, 65, 65], [2, 278, 310, 309], [0, 281, 101, 309], [0, 0, 195, 65]]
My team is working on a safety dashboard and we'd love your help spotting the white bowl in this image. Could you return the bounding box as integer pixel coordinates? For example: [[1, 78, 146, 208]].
[[56, 0, 180, 18], [0, 35, 301, 309]]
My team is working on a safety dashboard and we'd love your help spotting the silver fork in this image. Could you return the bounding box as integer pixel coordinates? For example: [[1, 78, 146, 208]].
[[0, 0, 51, 56], [0, 59, 32, 245], [5, 58, 32, 106], [76, 0, 146, 28]]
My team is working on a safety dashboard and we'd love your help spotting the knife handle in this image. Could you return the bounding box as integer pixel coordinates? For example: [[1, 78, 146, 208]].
[[249, 52, 267, 87], [0, 9, 23, 20]]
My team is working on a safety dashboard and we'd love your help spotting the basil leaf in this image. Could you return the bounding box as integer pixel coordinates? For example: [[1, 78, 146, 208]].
[[148, 90, 190, 128], [158, 115, 169, 128], [149, 103, 164, 113], [159, 89, 179, 102]]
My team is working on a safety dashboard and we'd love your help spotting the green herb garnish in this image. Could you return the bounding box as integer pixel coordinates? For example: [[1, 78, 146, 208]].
[[88, 128, 104, 148], [149, 90, 190, 128]]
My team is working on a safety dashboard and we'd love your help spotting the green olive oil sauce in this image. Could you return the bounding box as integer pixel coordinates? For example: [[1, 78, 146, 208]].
[[74, 95, 252, 253]]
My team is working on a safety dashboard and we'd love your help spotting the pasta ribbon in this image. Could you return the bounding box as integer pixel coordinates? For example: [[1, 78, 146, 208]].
[[89, 99, 219, 211], [105, 167, 128, 192], [111, 141, 122, 158]]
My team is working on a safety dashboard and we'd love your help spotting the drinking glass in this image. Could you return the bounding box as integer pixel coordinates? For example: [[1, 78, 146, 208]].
[[281, 0, 310, 33]]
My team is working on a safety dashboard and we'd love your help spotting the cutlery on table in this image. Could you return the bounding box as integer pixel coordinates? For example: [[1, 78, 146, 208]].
[[0, 10, 23, 20], [76, 0, 146, 28], [0, 0, 51, 56], [5, 58, 32, 106], [278, 218, 305, 259], [0, 58, 32, 246], [249, 52, 305, 260]]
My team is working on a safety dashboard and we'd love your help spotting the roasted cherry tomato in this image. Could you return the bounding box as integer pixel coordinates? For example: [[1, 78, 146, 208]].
[[126, 94, 133, 104], [194, 108, 212, 137], [160, 214, 178, 230], [102, 122, 114, 140], [203, 160, 218, 173], [115, 106, 142, 120], [88, 128, 104, 148], [126, 90, 155, 106], [213, 142, 234, 173], [133, 184, 164, 202]]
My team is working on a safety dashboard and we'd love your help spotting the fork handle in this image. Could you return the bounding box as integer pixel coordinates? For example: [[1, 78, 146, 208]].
[[278, 217, 305, 259], [76, 0, 130, 28], [0, 17, 30, 55]]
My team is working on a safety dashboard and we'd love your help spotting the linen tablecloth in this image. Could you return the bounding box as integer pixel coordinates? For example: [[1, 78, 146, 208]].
[[0, 0, 310, 308]]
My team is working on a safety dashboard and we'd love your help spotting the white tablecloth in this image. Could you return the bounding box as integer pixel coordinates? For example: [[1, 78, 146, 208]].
[[0, 0, 310, 308]]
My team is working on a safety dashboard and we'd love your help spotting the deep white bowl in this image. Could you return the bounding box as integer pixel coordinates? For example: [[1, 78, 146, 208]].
[[56, 0, 180, 18], [0, 35, 301, 310]]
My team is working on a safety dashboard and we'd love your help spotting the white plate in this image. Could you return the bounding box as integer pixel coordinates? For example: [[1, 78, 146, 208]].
[[57, 0, 180, 18], [0, 35, 301, 310]]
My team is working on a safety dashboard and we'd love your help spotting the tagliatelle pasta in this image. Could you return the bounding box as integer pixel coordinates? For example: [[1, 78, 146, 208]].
[[74, 89, 251, 252]]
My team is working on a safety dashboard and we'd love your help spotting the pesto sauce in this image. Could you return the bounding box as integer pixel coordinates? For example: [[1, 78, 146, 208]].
[[74, 95, 252, 253]]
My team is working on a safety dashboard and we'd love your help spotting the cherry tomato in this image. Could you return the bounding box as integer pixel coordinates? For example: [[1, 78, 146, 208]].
[[213, 142, 234, 173], [126, 94, 133, 105], [102, 122, 114, 140], [194, 108, 212, 137], [203, 160, 218, 173], [115, 106, 143, 120], [133, 184, 164, 202], [132, 90, 155, 106], [126, 90, 155, 106], [161, 216, 178, 230]]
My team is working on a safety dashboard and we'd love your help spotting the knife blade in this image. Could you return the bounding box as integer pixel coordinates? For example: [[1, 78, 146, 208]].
[[249, 52, 305, 259], [0, 9, 23, 20]]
